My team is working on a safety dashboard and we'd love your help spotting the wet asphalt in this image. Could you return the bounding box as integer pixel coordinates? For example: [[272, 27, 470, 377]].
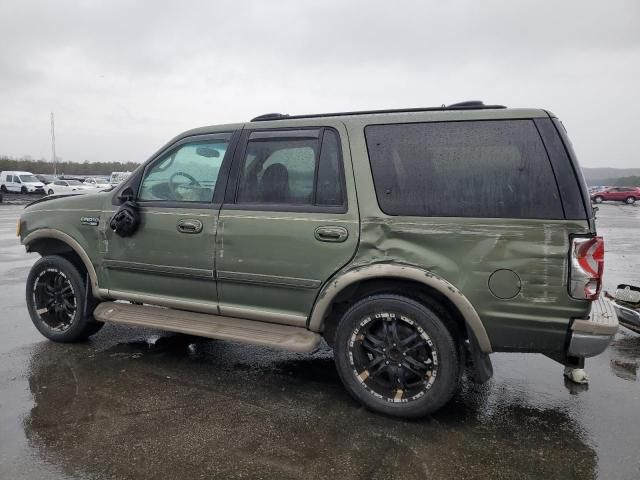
[[0, 200, 639, 480]]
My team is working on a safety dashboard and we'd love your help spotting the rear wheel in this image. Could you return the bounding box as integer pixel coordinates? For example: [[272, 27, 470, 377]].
[[26, 255, 103, 342], [0, 185, 6, 193], [625, 196, 636, 204], [333, 294, 460, 418], [593, 196, 603, 204]]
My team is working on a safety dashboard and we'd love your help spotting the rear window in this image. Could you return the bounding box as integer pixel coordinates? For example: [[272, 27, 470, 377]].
[[365, 120, 564, 219]]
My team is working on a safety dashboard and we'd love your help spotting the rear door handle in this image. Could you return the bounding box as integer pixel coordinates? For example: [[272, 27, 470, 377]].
[[177, 219, 203, 234], [314, 226, 348, 243]]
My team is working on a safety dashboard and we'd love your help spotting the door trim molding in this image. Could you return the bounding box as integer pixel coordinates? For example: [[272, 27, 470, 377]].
[[103, 259, 214, 280], [220, 304, 307, 327], [97, 289, 307, 327], [99, 289, 220, 315], [216, 270, 321, 289]]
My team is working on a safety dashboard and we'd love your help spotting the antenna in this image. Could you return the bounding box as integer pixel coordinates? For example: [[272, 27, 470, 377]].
[[50, 112, 57, 176]]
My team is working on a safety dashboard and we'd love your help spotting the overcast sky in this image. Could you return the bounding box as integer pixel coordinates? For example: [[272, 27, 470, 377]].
[[1, 0, 639, 168]]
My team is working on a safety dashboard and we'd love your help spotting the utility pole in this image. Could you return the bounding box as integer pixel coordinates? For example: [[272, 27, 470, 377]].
[[50, 112, 57, 176]]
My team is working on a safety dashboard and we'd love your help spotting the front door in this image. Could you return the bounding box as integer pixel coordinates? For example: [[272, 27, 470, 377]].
[[100, 132, 236, 311], [217, 124, 359, 326]]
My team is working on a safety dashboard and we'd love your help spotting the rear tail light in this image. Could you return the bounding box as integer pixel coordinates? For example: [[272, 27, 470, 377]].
[[569, 236, 604, 300]]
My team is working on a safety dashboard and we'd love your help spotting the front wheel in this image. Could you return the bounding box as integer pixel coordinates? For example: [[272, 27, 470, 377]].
[[48, 189, 54, 195], [625, 196, 636, 204], [593, 196, 603, 204], [21, 186, 28, 194], [26, 255, 103, 342], [333, 294, 460, 418]]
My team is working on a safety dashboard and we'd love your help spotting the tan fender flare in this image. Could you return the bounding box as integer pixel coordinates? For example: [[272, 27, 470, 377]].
[[308, 263, 492, 353], [23, 229, 102, 300]]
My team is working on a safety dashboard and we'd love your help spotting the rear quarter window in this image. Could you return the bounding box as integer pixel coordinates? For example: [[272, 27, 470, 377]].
[[365, 120, 564, 219]]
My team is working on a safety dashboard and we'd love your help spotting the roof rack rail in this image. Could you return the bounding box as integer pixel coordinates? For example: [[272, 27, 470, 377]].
[[249, 101, 506, 122], [251, 113, 290, 122]]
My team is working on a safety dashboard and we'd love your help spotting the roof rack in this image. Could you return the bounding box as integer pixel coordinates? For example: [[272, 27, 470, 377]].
[[250, 101, 506, 122]]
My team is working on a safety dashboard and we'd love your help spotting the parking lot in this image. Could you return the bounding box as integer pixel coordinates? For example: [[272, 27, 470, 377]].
[[0, 201, 638, 480]]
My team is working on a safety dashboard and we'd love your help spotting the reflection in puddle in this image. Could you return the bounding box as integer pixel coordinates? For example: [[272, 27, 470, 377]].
[[609, 331, 640, 381], [20, 333, 598, 480]]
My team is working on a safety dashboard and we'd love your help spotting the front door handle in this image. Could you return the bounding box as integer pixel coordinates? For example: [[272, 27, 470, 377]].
[[177, 219, 203, 234], [314, 226, 348, 243]]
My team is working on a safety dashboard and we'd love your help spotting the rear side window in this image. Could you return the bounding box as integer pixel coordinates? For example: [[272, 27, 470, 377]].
[[235, 128, 346, 209], [365, 120, 563, 219]]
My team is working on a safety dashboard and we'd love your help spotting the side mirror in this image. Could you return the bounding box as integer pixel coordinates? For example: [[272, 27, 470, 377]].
[[117, 186, 135, 203]]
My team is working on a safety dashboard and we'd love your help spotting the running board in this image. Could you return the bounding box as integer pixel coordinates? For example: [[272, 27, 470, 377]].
[[93, 302, 321, 353]]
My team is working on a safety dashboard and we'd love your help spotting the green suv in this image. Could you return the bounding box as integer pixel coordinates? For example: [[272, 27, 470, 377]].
[[18, 101, 618, 418]]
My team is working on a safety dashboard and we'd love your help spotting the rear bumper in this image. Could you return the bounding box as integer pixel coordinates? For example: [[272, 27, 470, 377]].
[[567, 297, 618, 357]]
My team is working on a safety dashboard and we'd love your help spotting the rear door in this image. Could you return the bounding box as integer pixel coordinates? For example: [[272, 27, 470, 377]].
[[216, 122, 358, 326]]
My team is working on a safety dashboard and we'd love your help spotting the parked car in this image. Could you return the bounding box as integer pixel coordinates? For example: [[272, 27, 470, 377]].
[[17, 101, 617, 418], [83, 176, 111, 189], [109, 171, 131, 185], [0, 171, 45, 193], [46, 179, 96, 195], [591, 186, 640, 204], [35, 174, 57, 185]]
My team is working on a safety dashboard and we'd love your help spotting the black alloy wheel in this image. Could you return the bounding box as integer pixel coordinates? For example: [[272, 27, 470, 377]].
[[334, 294, 460, 418], [31, 268, 77, 332], [26, 255, 103, 342], [349, 313, 438, 403]]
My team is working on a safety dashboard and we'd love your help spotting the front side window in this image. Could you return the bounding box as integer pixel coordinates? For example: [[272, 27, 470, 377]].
[[235, 129, 345, 208], [365, 120, 563, 219], [139, 135, 231, 203]]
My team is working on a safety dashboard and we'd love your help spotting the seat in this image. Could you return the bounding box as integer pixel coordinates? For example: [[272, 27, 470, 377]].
[[260, 163, 290, 203]]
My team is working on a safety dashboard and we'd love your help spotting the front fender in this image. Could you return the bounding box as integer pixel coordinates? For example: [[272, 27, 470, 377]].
[[22, 229, 102, 299]]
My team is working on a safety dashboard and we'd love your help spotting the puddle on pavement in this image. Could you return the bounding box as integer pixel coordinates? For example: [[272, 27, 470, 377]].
[[609, 329, 640, 381], [18, 334, 600, 480]]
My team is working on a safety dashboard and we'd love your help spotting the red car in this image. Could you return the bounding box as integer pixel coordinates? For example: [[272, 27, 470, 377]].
[[591, 186, 640, 204]]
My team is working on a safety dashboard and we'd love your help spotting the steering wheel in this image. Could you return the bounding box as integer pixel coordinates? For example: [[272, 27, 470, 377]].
[[168, 172, 200, 197]]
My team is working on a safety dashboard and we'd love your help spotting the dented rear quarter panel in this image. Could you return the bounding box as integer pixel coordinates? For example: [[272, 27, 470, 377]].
[[343, 113, 593, 353]]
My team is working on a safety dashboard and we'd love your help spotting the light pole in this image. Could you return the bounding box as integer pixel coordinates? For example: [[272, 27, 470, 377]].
[[50, 112, 57, 176]]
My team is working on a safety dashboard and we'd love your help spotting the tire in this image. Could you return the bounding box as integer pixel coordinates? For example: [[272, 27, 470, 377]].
[[593, 196, 603, 204], [625, 197, 636, 204], [21, 186, 28, 194], [0, 185, 6, 193], [26, 255, 103, 342], [333, 294, 460, 418], [48, 189, 54, 195]]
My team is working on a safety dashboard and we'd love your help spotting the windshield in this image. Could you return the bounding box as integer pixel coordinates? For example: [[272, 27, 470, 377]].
[[67, 180, 83, 186], [19, 175, 39, 183]]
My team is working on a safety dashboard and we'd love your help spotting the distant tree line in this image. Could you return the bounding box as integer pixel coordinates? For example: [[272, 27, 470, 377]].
[[0, 155, 140, 176], [597, 176, 640, 187]]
